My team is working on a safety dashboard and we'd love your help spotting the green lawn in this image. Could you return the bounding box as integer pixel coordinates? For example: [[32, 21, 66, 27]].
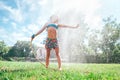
[[0, 61, 120, 80]]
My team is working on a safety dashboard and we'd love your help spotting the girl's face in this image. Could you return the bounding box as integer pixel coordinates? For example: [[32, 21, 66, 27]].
[[50, 15, 58, 23]]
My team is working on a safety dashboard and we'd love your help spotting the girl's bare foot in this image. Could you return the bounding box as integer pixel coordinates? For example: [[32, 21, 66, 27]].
[[59, 68, 62, 71]]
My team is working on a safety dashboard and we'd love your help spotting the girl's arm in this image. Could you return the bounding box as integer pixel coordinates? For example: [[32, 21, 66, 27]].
[[35, 23, 47, 36], [58, 24, 79, 28], [31, 23, 48, 39]]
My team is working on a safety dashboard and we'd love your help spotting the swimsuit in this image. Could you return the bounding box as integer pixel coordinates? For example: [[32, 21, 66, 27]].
[[45, 23, 58, 49], [47, 23, 58, 29]]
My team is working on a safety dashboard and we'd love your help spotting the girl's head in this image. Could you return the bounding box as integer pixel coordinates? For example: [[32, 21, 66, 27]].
[[50, 15, 59, 23]]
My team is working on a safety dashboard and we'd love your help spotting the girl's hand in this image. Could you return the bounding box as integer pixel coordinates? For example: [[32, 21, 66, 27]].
[[31, 34, 36, 40], [75, 24, 79, 28]]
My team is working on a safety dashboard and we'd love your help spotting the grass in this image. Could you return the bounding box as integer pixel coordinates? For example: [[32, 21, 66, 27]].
[[0, 61, 120, 80]]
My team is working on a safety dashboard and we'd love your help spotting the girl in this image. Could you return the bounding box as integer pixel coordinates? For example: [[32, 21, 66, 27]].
[[31, 15, 79, 70]]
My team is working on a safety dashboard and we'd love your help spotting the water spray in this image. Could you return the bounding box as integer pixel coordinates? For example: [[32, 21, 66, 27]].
[[30, 37, 46, 67]]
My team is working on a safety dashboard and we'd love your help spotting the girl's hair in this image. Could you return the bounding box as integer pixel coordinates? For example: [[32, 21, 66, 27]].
[[50, 15, 59, 23]]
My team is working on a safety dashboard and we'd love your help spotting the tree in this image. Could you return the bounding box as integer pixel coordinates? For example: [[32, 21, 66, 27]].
[[7, 41, 37, 57], [101, 17, 120, 63], [88, 30, 101, 54], [0, 41, 9, 57], [110, 43, 120, 63]]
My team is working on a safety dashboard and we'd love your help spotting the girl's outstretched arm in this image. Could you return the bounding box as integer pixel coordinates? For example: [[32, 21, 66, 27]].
[[58, 24, 79, 28], [31, 23, 48, 40], [35, 23, 48, 36]]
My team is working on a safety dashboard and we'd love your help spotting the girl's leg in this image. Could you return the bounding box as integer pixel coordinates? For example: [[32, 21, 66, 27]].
[[45, 48, 51, 68], [54, 47, 61, 70]]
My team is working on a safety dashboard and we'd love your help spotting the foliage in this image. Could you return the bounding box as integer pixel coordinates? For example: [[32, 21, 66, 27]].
[[0, 41, 10, 57], [110, 44, 120, 63], [101, 17, 120, 63], [7, 41, 37, 57], [88, 30, 101, 55]]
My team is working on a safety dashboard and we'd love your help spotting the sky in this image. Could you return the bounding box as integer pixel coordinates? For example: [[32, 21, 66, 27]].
[[0, 0, 120, 46]]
